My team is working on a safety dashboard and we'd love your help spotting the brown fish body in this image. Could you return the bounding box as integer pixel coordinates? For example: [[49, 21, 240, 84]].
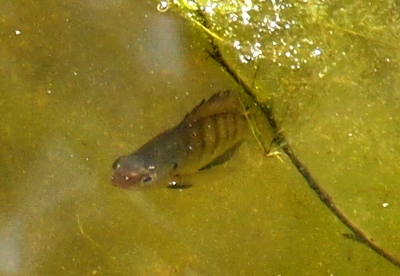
[[111, 91, 248, 189]]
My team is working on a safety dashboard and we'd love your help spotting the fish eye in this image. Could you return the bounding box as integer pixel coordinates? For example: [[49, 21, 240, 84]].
[[141, 175, 153, 183]]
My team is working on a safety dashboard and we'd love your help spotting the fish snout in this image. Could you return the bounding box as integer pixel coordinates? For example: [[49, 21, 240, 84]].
[[111, 171, 141, 189]]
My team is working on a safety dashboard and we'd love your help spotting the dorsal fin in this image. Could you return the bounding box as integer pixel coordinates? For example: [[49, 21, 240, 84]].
[[182, 90, 243, 123]]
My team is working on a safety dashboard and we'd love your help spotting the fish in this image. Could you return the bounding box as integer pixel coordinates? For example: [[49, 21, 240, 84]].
[[111, 90, 249, 189]]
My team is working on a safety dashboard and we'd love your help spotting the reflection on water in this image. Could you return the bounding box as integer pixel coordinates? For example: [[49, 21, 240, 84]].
[[1, 0, 400, 275], [1, 134, 96, 274]]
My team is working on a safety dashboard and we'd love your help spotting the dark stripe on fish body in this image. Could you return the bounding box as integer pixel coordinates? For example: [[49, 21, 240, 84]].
[[224, 113, 233, 143], [211, 115, 220, 154], [231, 113, 238, 143], [236, 113, 246, 140], [203, 116, 216, 155], [198, 120, 207, 158], [222, 114, 232, 146], [212, 115, 223, 154], [186, 124, 195, 151], [190, 121, 206, 160], [228, 113, 237, 143], [217, 113, 228, 148]]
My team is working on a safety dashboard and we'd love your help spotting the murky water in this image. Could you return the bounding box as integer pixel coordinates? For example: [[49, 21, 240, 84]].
[[1, 0, 400, 275]]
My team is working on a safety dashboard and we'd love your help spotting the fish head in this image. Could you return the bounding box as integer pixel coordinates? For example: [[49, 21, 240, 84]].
[[111, 155, 158, 189]]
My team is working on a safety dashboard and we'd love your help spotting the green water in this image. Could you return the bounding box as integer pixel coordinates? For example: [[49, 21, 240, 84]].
[[1, 0, 400, 275]]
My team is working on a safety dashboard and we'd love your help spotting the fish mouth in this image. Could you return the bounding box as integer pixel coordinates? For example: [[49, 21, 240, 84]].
[[111, 172, 140, 190]]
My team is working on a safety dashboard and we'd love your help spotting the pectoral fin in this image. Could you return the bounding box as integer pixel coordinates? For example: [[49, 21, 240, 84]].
[[199, 140, 244, 171], [167, 181, 193, 190], [167, 176, 193, 189]]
